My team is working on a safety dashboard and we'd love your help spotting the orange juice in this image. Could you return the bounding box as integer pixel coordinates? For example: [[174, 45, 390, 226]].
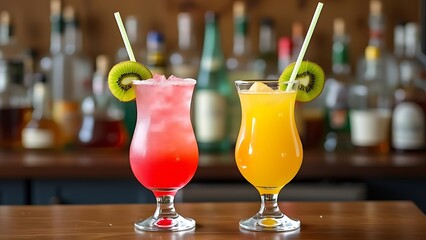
[[235, 90, 303, 195]]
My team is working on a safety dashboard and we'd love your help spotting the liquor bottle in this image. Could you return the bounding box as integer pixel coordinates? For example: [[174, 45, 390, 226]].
[[277, 36, 292, 74], [0, 11, 33, 89], [22, 73, 62, 150], [277, 36, 306, 138], [146, 31, 167, 75], [392, 23, 426, 151], [226, 1, 261, 144], [78, 55, 128, 149], [0, 11, 22, 73], [291, 21, 324, 149], [356, 0, 399, 90], [291, 22, 304, 62], [62, 6, 93, 100], [194, 11, 231, 153], [49, 1, 84, 148], [169, 11, 199, 78], [349, 46, 391, 153], [0, 11, 31, 149], [116, 15, 146, 63], [0, 61, 31, 149], [254, 17, 277, 79], [323, 18, 352, 152]]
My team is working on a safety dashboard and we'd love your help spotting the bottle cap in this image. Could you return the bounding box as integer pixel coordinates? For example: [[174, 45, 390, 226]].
[[370, 0, 382, 16], [333, 18, 345, 37], [96, 55, 109, 75]]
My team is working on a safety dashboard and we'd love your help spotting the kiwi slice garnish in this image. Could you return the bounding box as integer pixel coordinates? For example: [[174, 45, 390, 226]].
[[279, 61, 325, 102], [108, 61, 153, 102]]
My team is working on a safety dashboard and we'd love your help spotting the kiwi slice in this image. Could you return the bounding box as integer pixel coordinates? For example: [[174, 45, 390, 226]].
[[279, 61, 325, 102], [108, 61, 153, 102]]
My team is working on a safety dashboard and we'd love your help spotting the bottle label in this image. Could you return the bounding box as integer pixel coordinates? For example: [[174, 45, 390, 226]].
[[350, 109, 391, 146], [392, 102, 425, 149], [201, 58, 221, 71], [53, 101, 81, 144], [22, 128, 54, 149], [170, 65, 198, 79], [329, 109, 348, 129], [194, 90, 227, 142]]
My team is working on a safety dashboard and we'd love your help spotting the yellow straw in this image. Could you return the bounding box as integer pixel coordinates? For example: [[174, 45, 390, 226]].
[[284, 2, 324, 91], [114, 12, 136, 62]]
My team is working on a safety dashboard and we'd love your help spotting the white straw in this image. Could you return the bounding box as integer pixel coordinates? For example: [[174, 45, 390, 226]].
[[114, 12, 136, 62], [285, 2, 324, 91]]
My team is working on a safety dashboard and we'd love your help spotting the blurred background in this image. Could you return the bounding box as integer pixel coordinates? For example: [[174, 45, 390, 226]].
[[0, 0, 424, 213]]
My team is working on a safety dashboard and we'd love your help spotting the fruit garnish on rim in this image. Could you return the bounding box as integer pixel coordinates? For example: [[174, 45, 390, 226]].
[[108, 61, 152, 102], [279, 61, 325, 102]]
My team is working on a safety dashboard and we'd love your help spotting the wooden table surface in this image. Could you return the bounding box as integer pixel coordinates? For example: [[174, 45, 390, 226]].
[[0, 201, 424, 239]]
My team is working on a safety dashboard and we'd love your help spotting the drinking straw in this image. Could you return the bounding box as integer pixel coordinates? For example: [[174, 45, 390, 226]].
[[114, 12, 136, 62], [284, 2, 324, 91]]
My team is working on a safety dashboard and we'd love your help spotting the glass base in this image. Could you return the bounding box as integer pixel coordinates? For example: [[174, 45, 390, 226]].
[[239, 214, 300, 232], [134, 215, 195, 232]]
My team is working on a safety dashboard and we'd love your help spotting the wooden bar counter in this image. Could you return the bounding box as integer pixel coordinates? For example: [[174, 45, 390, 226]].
[[0, 149, 425, 180], [0, 201, 424, 239]]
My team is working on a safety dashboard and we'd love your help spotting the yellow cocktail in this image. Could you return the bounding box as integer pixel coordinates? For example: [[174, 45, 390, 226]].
[[235, 80, 302, 232]]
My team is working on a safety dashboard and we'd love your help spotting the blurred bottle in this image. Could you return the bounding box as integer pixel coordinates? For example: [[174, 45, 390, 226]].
[[194, 12, 231, 153], [323, 18, 352, 152], [169, 11, 199, 78], [146, 31, 166, 75], [0, 11, 31, 149], [349, 46, 391, 153], [391, 23, 426, 152], [226, 1, 261, 145], [22, 73, 62, 150], [254, 17, 277, 79], [277, 36, 305, 138], [291, 22, 304, 62], [78, 55, 128, 149], [50, 1, 92, 148], [63, 6, 92, 99], [0, 59, 31, 149], [116, 15, 146, 63], [277, 36, 292, 74], [290, 22, 324, 149], [0, 11, 36, 101], [357, 0, 399, 90]]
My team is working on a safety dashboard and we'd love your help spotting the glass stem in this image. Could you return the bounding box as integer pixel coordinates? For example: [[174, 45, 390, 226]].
[[258, 194, 284, 218], [154, 195, 179, 219]]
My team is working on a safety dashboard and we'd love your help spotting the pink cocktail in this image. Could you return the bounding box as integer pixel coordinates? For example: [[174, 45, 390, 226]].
[[129, 75, 198, 231]]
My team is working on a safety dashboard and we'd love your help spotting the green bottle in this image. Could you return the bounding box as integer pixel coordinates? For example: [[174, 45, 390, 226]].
[[193, 11, 232, 153]]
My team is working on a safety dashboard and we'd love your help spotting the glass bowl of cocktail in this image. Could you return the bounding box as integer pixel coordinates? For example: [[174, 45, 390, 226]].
[[108, 13, 198, 232], [234, 3, 325, 232]]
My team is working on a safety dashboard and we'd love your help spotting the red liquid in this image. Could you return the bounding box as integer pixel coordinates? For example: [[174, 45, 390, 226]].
[[129, 79, 198, 197], [78, 117, 128, 149], [130, 143, 198, 197]]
